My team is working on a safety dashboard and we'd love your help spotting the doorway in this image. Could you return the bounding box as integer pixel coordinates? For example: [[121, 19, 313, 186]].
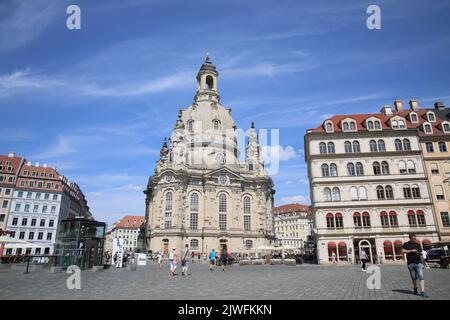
[[162, 239, 169, 254], [355, 239, 376, 264], [220, 239, 228, 253]]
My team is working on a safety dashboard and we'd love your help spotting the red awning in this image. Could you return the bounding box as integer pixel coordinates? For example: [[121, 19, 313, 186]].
[[407, 210, 415, 215], [383, 240, 392, 246], [416, 210, 424, 215], [353, 212, 361, 217], [328, 242, 337, 247], [422, 239, 431, 245], [380, 211, 388, 216], [389, 211, 397, 216], [326, 213, 334, 218], [394, 240, 403, 246], [362, 212, 369, 216], [338, 241, 347, 248], [335, 212, 343, 218]]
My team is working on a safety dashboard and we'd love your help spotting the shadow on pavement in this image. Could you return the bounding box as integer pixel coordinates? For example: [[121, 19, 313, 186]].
[[392, 289, 415, 296]]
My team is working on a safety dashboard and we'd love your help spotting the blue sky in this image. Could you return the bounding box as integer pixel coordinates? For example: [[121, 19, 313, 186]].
[[1, 0, 450, 225]]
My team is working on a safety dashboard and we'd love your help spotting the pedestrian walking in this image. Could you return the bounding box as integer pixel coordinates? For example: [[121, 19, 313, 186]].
[[191, 251, 195, 264], [402, 234, 429, 298], [169, 247, 178, 276], [359, 249, 368, 271], [181, 244, 191, 276], [157, 251, 163, 269], [421, 249, 430, 269], [331, 251, 337, 264], [220, 251, 228, 271], [209, 249, 216, 271]]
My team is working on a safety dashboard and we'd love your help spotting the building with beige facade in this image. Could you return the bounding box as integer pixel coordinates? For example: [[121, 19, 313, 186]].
[[305, 100, 440, 264], [273, 203, 312, 251], [144, 55, 275, 255]]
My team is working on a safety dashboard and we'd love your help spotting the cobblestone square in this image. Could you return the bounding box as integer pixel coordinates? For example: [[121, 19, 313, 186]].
[[1, 262, 449, 300]]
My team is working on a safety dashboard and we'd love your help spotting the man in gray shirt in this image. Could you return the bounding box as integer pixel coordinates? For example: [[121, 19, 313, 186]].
[[181, 244, 191, 276]]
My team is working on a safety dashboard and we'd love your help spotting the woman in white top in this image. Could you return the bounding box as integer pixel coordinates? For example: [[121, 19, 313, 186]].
[[359, 250, 368, 272]]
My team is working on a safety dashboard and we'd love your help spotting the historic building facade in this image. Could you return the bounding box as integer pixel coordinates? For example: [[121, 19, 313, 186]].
[[273, 203, 312, 251], [305, 100, 440, 264], [105, 215, 145, 253], [144, 55, 275, 255]]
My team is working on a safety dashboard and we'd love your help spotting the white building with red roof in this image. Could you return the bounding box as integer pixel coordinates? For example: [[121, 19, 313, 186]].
[[305, 99, 439, 265], [273, 203, 312, 251], [105, 215, 145, 253]]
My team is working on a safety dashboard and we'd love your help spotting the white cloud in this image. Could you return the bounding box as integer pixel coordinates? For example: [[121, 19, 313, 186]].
[[261, 145, 299, 164], [278, 195, 310, 205], [0, 69, 65, 96], [0, 0, 59, 52]]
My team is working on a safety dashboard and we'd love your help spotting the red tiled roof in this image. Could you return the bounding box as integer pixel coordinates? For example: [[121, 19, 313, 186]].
[[116, 215, 145, 229], [310, 106, 449, 137], [273, 203, 311, 216], [0, 154, 23, 175]]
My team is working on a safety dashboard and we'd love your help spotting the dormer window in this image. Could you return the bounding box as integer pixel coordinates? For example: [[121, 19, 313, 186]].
[[391, 120, 398, 129], [427, 112, 436, 122], [374, 121, 381, 129], [342, 120, 357, 132], [391, 117, 406, 130], [410, 112, 418, 123], [366, 119, 381, 131], [398, 120, 406, 128], [350, 122, 356, 131], [423, 123, 433, 134], [324, 121, 333, 133], [343, 122, 349, 131], [367, 121, 374, 130], [442, 122, 450, 133]]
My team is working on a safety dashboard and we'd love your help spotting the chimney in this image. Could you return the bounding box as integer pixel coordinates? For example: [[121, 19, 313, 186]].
[[434, 101, 446, 110], [380, 105, 393, 115], [394, 99, 404, 111], [7, 152, 15, 158], [409, 99, 419, 111], [35, 162, 40, 167]]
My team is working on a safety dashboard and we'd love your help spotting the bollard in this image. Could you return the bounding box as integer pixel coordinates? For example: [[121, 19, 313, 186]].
[[24, 256, 30, 274]]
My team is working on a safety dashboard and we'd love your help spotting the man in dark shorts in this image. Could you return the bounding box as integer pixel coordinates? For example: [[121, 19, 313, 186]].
[[402, 234, 428, 298]]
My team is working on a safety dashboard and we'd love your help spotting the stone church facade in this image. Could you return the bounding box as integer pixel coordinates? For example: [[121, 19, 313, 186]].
[[144, 55, 275, 255]]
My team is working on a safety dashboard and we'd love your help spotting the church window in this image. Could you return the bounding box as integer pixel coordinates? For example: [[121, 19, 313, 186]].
[[213, 119, 220, 130]]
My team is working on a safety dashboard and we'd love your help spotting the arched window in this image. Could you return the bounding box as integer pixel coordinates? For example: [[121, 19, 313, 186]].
[[350, 187, 358, 201], [325, 123, 333, 132], [187, 120, 194, 132], [439, 141, 447, 152], [219, 194, 227, 212], [373, 162, 381, 175], [399, 161, 407, 174], [412, 185, 420, 198], [326, 213, 335, 228], [425, 142, 434, 152], [327, 142, 335, 154], [319, 142, 327, 154], [374, 121, 381, 129], [350, 122, 356, 131], [212, 119, 220, 130], [332, 187, 341, 201], [408, 210, 417, 226], [362, 212, 371, 227], [389, 211, 398, 227], [219, 193, 227, 230], [399, 120, 406, 128], [344, 141, 352, 153], [335, 213, 344, 228], [190, 193, 199, 212], [352, 141, 361, 153], [367, 121, 374, 130], [395, 139, 403, 151], [347, 163, 355, 176], [403, 185, 412, 198], [206, 75, 214, 90], [376, 186, 385, 199], [416, 210, 426, 226], [358, 186, 367, 200], [403, 139, 411, 151], [353, 212, 362, 228], [165, 192, 173, 229], [190, 239, 199, 250], [321, 164, 330, 177], [392, 120, 398, 128], [343, 122, 349, 131], [407, 161, 415, 174], [324, 188, 332, 201], [355, 162, 364, 175], [378, 140, 386, 151], [243, 196, 251, 231], [165, 192, 173, 210], [385, 185, 394, 199], [380, 211, 389, 227], [330, 163, 338, 176], [370, 140, 378, 152], [216, 153, 225, 165], [381, 161, 390, 175]]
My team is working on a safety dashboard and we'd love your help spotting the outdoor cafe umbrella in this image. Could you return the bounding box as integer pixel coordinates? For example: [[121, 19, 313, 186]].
[[0, 236, 37, 257]]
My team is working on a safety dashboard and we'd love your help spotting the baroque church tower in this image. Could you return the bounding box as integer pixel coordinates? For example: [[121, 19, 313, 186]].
[[144, 55, 275, 254]]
